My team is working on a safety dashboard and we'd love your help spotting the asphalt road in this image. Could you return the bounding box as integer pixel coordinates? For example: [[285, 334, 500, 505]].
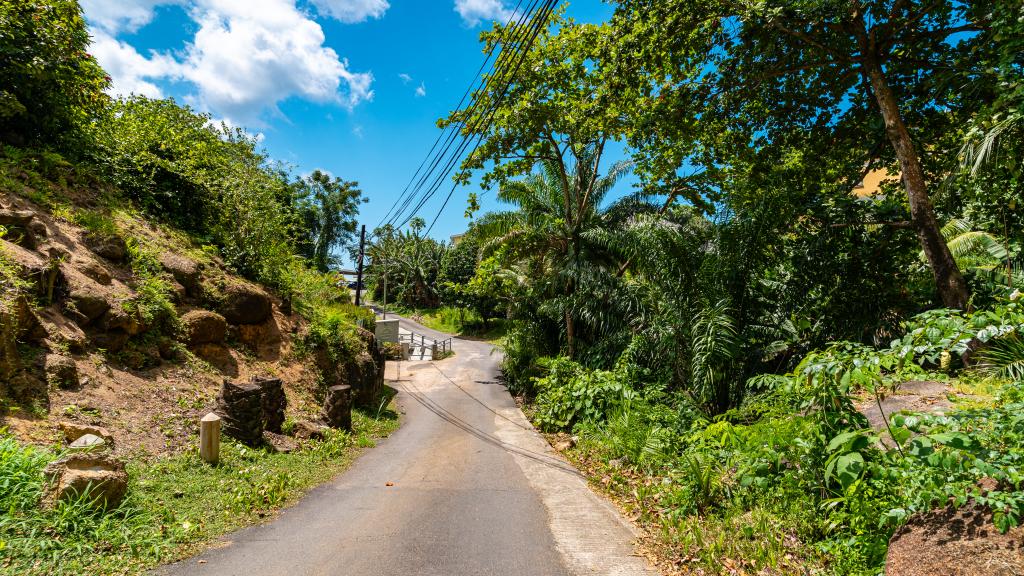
[[159, 315, 655, 576]]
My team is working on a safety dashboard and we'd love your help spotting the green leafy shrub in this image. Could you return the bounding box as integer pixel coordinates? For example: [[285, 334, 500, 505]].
[[0, 0, 109, 147], [532, 357, 636, 431], [89, 96, 297, 287], [123, 240, 178, 336]]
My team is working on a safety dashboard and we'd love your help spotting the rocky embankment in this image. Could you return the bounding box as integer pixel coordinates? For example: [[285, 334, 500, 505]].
[[0, 190, 383, 460]]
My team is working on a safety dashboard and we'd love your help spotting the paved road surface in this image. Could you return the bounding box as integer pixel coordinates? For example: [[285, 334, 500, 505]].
[[160, 315, 656, 576]]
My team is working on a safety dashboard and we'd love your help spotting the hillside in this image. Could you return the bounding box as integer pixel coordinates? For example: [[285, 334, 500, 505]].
[[0, 156, 385, 451]]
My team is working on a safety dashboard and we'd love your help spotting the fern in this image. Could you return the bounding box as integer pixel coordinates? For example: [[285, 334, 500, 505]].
[[979, 333, 1024, 380]]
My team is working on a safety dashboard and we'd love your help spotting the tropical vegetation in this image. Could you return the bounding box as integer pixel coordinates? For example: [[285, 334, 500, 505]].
[[366, 2, 1024, 573]]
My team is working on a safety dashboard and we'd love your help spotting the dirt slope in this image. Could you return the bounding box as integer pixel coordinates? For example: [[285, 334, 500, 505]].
[[0, 186, 378, 457]]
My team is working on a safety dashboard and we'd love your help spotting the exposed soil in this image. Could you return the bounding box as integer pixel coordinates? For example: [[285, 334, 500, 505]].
[[857, 380, 961, 434], [886, 503, 1024, 576], [0, 189, 338, 458]]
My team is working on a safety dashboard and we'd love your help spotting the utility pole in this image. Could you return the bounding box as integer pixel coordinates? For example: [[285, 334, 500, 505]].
[[382, 260, 388, 320], [354, 225, 366, 306]]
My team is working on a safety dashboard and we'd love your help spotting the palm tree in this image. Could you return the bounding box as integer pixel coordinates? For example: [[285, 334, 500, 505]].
[[926, 219, 1021, 291], [477, 143, 647, 358]]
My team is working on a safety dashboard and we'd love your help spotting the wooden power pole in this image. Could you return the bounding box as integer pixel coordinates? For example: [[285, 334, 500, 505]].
[[354, 224, 366, 306]]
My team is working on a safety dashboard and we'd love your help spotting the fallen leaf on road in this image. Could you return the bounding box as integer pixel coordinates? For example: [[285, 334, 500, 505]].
[[386, 482, 394, 486]]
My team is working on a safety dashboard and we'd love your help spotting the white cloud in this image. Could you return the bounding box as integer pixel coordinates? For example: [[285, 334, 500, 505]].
[[398, 72, 412, 84], [454, 0, 514, 26], [415, 82, 426, 97], [81, 0, 180, 33], [83, 0, 375, 125], [310, 0, 389, 23], [89, 31, 179, 98]]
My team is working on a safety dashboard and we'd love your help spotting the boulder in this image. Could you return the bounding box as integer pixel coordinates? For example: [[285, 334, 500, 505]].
[[290, 420, 328, 441], [60, 422, 114, 446], [37, 308, 88, 352], [886, 503, 1024, 576], [27, 218, 47, 240], [0, 209, 39, 249], [90, 329, 130, 353], [13, 293, 46, 342], [219, 282, 272, 325], [44, 354, 79, 389], [159, 253, 201, 295], [263, 431, 299, 454], [102, 306, 145, 335], [24, 256, 66, 304], [84, 234, 128, 262], [42, 453, 128, 509], [78, 259, 112, 285], [7, 372, 46, 403], [157, 337, 181, 361], [67, 288, 109, 326], [169, 280, 187, 303], [180, 310, 227, 346], [68, 433, 106, 451]]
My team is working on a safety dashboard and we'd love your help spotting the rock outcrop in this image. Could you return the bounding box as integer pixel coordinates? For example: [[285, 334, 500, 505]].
[[180, 310, 227, 346], [0, 209, 41, 249], [219, 281, 272, 325], [44, 354, 78, 389], [67, 288, 110, 326], [42, 453, 128, 509], [83, 233, 128, 262], [60, 422, 115, 446], [313, 328, 385, 409], [160, 253, 201, 296]]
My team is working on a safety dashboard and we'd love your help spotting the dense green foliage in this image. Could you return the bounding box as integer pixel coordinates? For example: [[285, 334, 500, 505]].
[[87, 96, 364, 287], [0, 0, 108, 147], [366, 218, 446, 309], [429, 3, 1024, 573], [294, 170, 365, 272]]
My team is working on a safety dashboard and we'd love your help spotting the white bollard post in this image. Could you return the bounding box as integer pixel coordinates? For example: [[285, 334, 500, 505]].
[[200, 412, 221, 464]]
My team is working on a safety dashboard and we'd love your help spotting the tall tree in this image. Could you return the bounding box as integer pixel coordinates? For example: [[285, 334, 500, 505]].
[[295, 170, 365, 272], [611, 0, 1003, 309], [477, 145, 639, 357]]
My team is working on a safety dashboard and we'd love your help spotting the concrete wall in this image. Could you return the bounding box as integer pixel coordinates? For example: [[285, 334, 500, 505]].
[[375, 319, 400, 343]]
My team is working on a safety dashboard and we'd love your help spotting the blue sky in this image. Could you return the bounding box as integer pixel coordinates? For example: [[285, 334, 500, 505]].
[[82, 0, 617, 244]]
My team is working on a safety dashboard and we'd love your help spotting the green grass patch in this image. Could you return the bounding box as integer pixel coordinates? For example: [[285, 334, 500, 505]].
[[389, 305, 508, 344], [0, 407, 398, 575]]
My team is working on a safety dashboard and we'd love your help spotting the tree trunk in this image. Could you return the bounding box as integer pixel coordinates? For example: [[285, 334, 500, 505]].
[[565, 311, 575, 359], [860, 53, 970, 310]]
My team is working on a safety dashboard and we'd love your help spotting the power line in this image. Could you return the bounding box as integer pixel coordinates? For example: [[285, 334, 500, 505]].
[[374, 0, 535, 230], [421, 0, 559, 237], [384, 0, 549, 232], [380, 0, 560, 236]]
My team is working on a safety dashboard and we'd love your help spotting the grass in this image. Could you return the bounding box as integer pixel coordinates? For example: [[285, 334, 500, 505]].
[[389, 305, 509, 344], [561, 431, 827, 575], [0, 406, 399, 575]]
